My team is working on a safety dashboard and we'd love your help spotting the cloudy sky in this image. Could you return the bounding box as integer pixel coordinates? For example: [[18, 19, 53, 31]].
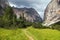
[[8, 0, 51, 19]]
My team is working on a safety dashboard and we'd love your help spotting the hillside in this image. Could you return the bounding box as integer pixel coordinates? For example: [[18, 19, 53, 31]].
[[0, 0, 42, 22], [0, 27, 60, 40]]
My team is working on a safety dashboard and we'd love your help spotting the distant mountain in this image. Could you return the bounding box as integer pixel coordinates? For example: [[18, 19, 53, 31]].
[[43, 0, 60, 26], [0, 0, 42, 22], [13, 7, 42, 22]]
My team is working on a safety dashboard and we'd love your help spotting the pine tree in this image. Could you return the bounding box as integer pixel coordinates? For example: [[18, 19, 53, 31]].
[[2, 6, 14, 27]]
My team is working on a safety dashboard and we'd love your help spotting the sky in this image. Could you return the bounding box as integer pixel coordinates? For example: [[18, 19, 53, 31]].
[[8, 0, 51, 19]]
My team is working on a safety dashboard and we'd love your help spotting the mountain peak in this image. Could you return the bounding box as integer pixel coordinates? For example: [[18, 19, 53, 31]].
[[0, 0, 9, 8], [0, 0, 42, 22], [13, 7, 42, 22]]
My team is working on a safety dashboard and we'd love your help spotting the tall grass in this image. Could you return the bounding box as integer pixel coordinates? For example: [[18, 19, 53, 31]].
[[0, 28, 29, 40], [27, 27, 60, 40]]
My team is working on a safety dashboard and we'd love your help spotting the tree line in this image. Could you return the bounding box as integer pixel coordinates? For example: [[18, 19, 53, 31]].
[[0, 6, 60, 30]]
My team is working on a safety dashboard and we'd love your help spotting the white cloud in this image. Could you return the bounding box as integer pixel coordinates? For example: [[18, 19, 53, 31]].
[[9, 2, 17, 7], [8, 0, 51, 19]]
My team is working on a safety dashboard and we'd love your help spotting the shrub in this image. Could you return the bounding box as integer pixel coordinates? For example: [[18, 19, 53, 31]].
[[51, 22, 60, 30]]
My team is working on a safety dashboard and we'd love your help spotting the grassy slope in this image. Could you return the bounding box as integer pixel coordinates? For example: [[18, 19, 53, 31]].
[[27, 27, 60, 40], [0, 27, 60, 40], [0, 28, 29, 40]]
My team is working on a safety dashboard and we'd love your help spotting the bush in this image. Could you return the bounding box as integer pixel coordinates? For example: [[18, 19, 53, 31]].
[[51, 22, 60, 30], [32, 22, 42, 28]]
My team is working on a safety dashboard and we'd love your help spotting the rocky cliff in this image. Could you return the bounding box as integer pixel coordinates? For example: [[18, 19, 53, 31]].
[[0, 0, 9, 15], [0, 0, 9, 8], [43, 0, 60, 26], [13, 7, 42, 22]]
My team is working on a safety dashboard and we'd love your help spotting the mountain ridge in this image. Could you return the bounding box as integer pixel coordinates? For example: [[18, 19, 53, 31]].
[[0, 0, 42, 22], [13, 7, 42, 22]]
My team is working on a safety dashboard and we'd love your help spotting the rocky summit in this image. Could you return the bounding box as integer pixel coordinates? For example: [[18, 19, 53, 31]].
[[0, 0, 9, 8], [43, 0, 60, 26], [0, 0, 9, 15], [13, 7, 42, 22]]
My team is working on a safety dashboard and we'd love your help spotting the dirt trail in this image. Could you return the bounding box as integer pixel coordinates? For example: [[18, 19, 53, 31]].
[[23, 29, 34, 40]]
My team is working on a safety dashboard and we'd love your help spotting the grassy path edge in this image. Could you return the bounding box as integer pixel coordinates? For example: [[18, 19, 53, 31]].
[[23, 29, 35, 40]]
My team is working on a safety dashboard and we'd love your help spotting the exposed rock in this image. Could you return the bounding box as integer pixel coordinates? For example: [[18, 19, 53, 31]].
[[0, 0, 9, 8], [0, 0, 9, 15], [43, 0, 60, 26], [13, 7, 42, 22]]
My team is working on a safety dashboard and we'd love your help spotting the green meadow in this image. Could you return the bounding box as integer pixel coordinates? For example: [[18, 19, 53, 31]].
[[0, 27, 60, 40], [0, 1, 60, 40]]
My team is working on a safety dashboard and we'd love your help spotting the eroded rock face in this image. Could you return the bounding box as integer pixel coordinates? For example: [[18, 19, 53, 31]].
[[0, 0, 9, 8], [43, 0, 60, 26], [13, 7, 42, 22], [0, 0, 9, 15]]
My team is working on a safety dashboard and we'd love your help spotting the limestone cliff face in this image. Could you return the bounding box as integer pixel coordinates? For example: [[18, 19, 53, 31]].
[[13, 7, 42, 22], [43, 0, 60, 26], [0, 0, 9, 8], [0, 0, 9, 15]]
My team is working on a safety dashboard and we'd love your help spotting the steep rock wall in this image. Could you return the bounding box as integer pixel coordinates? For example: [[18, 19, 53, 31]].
[[43, 0, 60, 26]]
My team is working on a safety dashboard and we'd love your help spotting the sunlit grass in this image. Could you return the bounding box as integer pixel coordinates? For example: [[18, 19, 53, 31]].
[[0, 27, 60, 40], [0, 28, 29, 40], [27, 27, 60, 40]]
